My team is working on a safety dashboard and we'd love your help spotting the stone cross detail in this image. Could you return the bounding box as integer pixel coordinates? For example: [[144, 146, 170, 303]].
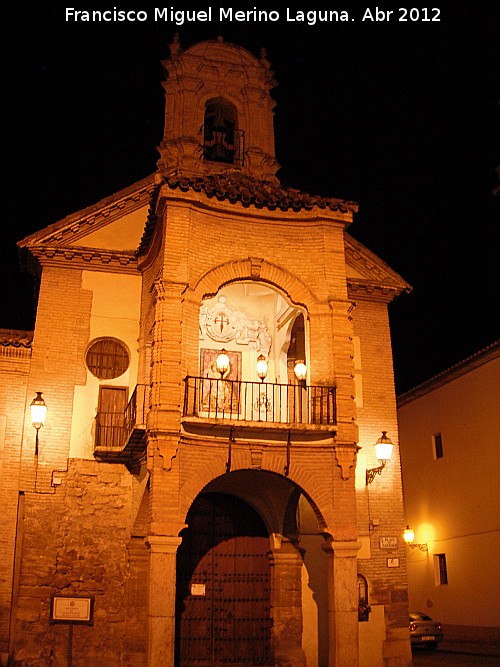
[[214, 313, 230, 333]]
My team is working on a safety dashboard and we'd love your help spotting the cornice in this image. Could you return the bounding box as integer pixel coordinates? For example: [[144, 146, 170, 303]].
[[0, 329, 33, 348], [347, 279, 407, 303], [28, 246, 139, 274], [18, 176, 154, 249], [344, 233, 411, 302]]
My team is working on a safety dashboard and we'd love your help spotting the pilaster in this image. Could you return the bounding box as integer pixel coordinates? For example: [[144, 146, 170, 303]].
[[269, 541, 307, 667], [322, 540, 362, 667], [145, 535, 183, 667]]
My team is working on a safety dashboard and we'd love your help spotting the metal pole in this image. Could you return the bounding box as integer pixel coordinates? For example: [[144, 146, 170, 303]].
[[67, 624, 73, 667]]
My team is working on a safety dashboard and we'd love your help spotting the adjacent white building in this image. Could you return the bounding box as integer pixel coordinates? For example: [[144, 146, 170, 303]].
[[398, 340, 500, 647]]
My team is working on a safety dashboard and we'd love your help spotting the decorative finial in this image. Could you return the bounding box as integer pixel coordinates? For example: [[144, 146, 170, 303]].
[[169, 33, 182, 56], [260, 47, 271, 68]]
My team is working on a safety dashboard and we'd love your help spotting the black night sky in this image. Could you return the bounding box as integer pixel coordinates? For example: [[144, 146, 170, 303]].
[[2, 3, 499, 394]]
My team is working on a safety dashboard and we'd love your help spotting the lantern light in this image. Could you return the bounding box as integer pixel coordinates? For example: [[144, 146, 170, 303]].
[[403, 525, 428, 552], [366, 431, 394, 485], [215, 349, 230, 378], [375, 431, 394, 463], [30, 392, 47, 457], [403, 526, 415, 544], [256, 355, 268, 382], [294, 360, 307, 382]]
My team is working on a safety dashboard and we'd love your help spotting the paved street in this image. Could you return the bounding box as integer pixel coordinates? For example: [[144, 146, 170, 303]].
[[412, 648, 500, 666]]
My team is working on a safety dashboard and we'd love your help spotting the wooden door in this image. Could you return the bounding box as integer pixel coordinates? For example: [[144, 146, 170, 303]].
[[176, 493, 272, 666], [96, 386, 127, 448]]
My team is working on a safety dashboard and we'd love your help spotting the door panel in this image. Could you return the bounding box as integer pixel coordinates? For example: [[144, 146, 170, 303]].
[[96, 386, 127, 448], [176, 493, 272, 666]]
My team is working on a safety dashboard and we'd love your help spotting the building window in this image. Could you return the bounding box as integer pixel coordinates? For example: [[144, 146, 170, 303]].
[[434, 553, 448, 586], [432, 432, 443, 459], [86, 337, 130, 380]]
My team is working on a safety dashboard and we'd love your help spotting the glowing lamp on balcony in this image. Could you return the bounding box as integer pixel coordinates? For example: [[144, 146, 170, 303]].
[[365, 431, 394, 485], [294, 360, 307, 382], [256, 355, 268, 382], [215, 349, 230, 379], [30, 391, 47, 457]]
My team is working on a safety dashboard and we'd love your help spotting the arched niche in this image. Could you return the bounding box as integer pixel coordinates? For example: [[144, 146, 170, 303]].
[[198, 281, 309, 386]]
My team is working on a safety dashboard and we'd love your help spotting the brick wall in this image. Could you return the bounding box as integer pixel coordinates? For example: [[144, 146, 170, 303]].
[[0, 340, 32, 660]]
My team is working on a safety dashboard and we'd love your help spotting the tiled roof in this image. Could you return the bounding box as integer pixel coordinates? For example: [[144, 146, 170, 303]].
[[137, 171, 358, 256], [163, 172, 358, 212], [0, 329, 34, 348]]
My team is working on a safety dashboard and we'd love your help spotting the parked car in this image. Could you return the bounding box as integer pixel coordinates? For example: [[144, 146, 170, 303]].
[[409, 612, 444, 650]]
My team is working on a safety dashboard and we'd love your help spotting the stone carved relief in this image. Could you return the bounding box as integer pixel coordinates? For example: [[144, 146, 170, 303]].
[[199, 295, 271, 355]]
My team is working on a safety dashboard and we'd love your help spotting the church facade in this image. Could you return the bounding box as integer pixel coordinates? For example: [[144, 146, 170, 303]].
[[1, 38, 412, 666]]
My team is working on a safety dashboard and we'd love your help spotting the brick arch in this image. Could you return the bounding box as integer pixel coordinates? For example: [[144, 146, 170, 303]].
[[190, 257, 319, 311], [179, 455, 334, 538]]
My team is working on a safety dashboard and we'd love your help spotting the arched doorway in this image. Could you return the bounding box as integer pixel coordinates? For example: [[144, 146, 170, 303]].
[[175, 493, 273, 666]]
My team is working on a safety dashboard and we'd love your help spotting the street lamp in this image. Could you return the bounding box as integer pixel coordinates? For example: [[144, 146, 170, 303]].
[[30, 391, 47, 457], [365, 431, 394, 485]]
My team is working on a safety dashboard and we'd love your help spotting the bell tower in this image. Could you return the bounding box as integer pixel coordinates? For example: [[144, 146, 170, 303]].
[[157, 35, 280, 182]]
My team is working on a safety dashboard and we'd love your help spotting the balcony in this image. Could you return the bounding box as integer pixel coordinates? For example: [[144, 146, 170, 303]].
[[94, 377, 337, 465], [183, 377, 336, 429], [94, 384, 148, 464]]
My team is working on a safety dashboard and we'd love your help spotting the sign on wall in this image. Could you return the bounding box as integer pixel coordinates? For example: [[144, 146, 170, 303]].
[[379, 536, 398, 550], [50, 596, 94, 625]]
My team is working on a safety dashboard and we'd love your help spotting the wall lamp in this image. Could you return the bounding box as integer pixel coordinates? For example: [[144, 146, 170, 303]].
[[403, 526, 428, 552], [30, 391, 47, 457], [215, 349, 230, 379], [365, 431, 394, 485]]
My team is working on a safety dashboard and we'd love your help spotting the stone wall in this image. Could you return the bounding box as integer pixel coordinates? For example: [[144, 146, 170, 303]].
[[10, 459, 148, 667]]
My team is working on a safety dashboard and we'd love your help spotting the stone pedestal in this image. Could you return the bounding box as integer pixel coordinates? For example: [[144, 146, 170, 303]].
[[145, 535, 182, 667]]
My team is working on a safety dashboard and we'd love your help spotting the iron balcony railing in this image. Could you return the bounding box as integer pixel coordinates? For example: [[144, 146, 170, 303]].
[[95, 411, 124, 449], [95, 384, 148, 450], [123, 384, 148, 443], [183, 377, 336, 426]]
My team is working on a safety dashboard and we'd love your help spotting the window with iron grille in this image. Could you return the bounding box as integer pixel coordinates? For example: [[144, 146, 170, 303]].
[[86, 337, 130, 380]]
